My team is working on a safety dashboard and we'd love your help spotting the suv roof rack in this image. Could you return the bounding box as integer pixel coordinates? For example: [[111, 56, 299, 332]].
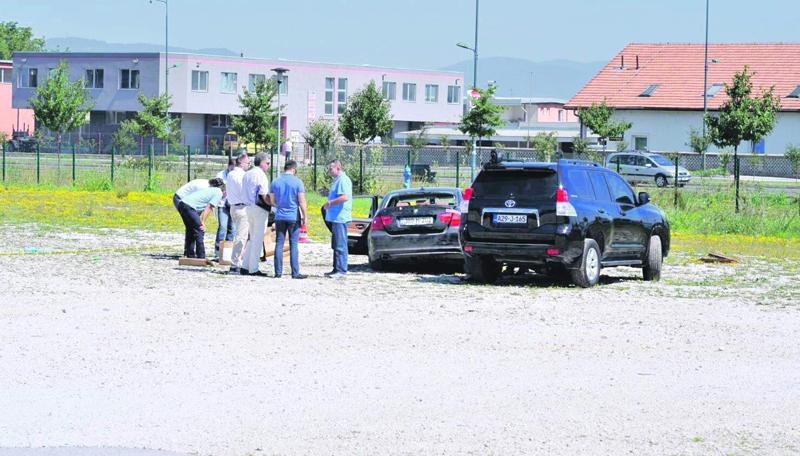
[[558, 158, 602, 167]]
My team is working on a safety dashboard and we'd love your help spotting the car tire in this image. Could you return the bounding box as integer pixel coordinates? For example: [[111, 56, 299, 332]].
[[655, 174, 668, 187], [465, 254, 501, 284], [642, 235, 663, 281], [368, 255, 385, 271], [570, 239, 602, 288]]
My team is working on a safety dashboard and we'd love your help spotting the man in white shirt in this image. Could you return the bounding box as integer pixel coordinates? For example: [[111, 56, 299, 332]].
[[225, 153, 251, 273], [240, 152, 271, 276]]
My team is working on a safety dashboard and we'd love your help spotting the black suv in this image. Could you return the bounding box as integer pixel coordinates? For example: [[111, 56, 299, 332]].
[[460, 159, 670, 287]]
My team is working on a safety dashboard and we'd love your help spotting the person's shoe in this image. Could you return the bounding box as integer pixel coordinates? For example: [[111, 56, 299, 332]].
[[292, 274, 308, 280], [249, 271, 269, 277], [274, 273, 282, 278], [323, 270, 337, 277], [239, 269, 251, 275], [229, 266, 240, 274], [326, 272, 346, 279]]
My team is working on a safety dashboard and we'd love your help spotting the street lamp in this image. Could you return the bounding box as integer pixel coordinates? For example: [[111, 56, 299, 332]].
[[272, 67, 289, 179], [457, 0, 480, 181], [150, 0, 169, 154], [702, 0, 710, 170]]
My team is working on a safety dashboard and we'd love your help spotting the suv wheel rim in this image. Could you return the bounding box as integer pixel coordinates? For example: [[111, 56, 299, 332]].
[[586, 247, 599, 281]]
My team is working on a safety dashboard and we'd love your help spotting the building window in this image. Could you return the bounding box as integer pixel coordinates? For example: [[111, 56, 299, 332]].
[[191, 70, 208, 92], [447, 85, 461, 104], [272, 74, 288, 95], [639, 84, 659, 97], [0, 68, 12, 84], [211, 114, 231, 128], [19, 68, 38, 88], [787, 85, 800, 98], [247, 73, 265, 92], [558, 110, 564, 122], [324, 77, 335, 115], [633, 136, 648, 151], [85, 69, 104, 89], [402, 83, 416, 102], [425, 84, 439, 103], [120, 69, 140, 89], [220, 72, 237, 94], [382, 81, 396, 101], [105, 111, 127, 125], [706, 83, 724, 98], [337, 78, 348, 114]]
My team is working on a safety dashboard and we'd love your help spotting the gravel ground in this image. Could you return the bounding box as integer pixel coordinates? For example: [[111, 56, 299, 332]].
[[1, 224, 799, 456]]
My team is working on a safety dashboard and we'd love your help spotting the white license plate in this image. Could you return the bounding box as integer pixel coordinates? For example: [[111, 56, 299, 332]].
[[493, 214, 527, 224], [397, 216, 434, 226]]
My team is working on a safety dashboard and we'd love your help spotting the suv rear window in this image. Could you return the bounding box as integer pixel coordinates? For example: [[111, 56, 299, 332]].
[[473, 169, 558, 198]]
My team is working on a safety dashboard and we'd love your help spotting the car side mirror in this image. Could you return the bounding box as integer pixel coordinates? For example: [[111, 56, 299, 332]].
[[638, 192, 650, 205]]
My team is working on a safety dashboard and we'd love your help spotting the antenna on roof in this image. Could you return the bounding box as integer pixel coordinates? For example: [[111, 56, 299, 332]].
[[636, 55, 639, 70], [620, 55, 625, 69]]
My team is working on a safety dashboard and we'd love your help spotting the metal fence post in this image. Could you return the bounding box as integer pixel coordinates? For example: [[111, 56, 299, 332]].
[[36, 143, 40, 184], [1, 142, 5, 182], [111, 146, 115, 184], [674, 153, 679, 207], [72, 144, 77, 185], [359, 146, 364, 194], [186, 144, 191, 183], [455, 149, 460, 188], [148, 144, 154, 185], [312, 147, 318, 191]]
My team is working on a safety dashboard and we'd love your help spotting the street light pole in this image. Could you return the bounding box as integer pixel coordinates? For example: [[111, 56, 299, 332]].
[[272, 68, 289, 180], [457, 0, 480, 182], [702, 0, 710, 170], [151, 0, 169, 154]]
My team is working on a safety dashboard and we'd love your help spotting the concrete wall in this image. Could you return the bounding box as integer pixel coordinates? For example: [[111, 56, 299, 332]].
[[613, 109, 800, 155], [1, 62, 34, 136]]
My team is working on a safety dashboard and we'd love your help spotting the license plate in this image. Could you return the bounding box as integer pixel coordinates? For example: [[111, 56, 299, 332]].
[[493, 214, 527, 224], [397, 216, 434, 226]]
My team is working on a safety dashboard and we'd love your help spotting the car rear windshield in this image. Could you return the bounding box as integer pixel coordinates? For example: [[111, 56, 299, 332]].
[[473, 169, 558, 198], [386, 192, 457, 208]]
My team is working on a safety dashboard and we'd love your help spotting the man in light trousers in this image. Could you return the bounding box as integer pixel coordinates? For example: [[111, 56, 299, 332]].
[[224, 152, 251, 274], [323, 159, 352, 278], [241, 152, 271, 276]]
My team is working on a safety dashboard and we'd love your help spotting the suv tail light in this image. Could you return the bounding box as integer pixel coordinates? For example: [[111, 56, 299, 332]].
[[556, 187, 577, 217], [437, 210, 462, 227], [372, 215, 395, 231]]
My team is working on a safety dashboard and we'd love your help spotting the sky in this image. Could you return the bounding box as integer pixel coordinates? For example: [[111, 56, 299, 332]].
[[5, 0, 799, 68]]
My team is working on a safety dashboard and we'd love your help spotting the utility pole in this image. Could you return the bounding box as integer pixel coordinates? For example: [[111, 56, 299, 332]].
[[702, 0, 710, 170]]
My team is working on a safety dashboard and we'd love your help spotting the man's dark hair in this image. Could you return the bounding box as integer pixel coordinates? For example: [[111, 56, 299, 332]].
[[284, 160, 298, 172], [209, 177, 225, 188], [235, 152, 249, 166], [328, 159, 343, 168], [254, 152, 269, 167]]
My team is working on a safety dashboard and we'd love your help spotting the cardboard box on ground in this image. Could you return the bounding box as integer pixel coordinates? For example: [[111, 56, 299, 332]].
[[179, 227, 290, 267]]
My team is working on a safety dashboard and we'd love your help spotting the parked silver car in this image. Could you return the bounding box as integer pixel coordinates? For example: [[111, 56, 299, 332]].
[[606, 151, 691, 187]]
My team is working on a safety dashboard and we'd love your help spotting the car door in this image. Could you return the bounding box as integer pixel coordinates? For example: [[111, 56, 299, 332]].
[[586, 170, 616, 258], [322, 195, 380, 255], [603, 172, 647, 258], [616, 154, 636, 184]]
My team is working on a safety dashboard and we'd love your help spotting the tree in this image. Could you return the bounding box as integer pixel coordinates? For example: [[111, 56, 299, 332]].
[[576, 100, 632, 152], [303, 118, 338, 159], [29, 61, 93, 156], [338, 80, 393, 192], [687, 127, 711, 170], [706, 66, 780, 213], [406, 126, 429, 165], [231, 78, 279, 155], [0, 22, 45, 59], [785, 144, 800, 215], [338, 80, 393, 147], [458, 84, 504, 155], [119, 92, 181, 152], [532, 131, 557, 162]]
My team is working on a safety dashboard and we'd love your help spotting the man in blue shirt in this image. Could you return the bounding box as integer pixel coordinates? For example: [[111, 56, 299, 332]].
[[323, 159, 352, 277], [269, 160, 308, 279], [178, 178, 225, 259]]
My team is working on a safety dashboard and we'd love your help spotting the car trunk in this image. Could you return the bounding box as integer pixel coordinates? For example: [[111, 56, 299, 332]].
[[379, 205, 454, 235], [466, 168, 561, 243]]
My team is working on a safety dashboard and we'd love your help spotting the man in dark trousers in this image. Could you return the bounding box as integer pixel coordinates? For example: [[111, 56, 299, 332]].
[[269, 160, 308, 279], [177, 178, 225, 259]]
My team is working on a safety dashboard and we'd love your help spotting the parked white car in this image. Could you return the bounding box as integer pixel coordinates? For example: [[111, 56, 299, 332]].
[[606, 151, 691, 187]]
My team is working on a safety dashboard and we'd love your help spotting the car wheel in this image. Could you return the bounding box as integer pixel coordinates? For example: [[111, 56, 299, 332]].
[[570, 239, 602, 288], [642, 235, 663, 281], [465, 255, 502, 284], [368, 254, 385, 271], [655, 174, 668, 188]]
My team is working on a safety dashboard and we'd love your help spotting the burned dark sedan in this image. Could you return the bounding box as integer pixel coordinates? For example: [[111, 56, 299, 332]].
[[367, 188, 463, 270]]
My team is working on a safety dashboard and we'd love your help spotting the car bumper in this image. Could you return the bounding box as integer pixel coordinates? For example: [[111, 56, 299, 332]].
[[369, 229, 463, 261], [462, 239, 584, 267], [670, 175, 691, 184]]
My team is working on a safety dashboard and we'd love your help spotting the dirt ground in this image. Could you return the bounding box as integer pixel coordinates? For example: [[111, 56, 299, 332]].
[[0, 224, 798, 456]]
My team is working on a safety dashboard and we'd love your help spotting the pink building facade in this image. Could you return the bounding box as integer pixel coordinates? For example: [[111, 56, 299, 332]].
[[0, 60, 34, 138]]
